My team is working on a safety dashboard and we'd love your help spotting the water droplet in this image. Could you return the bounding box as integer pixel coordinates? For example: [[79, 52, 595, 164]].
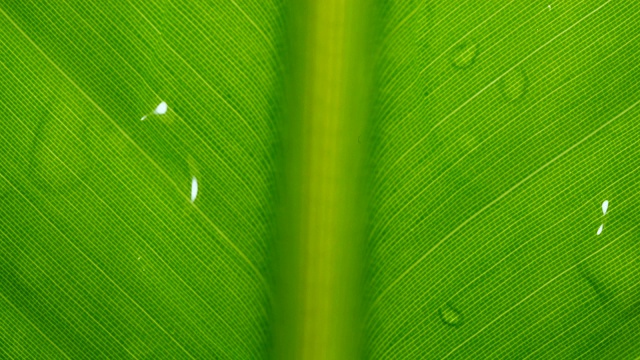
[[451, 43, 478, 69], [597, 224, 604, 235], [500, 68, 527, 101], [191, 176, 198, 203], [602, 200, 609, 215], [439, 303, 463, 326], [154, 101, 168, 115], [140, 115, 147, 121]]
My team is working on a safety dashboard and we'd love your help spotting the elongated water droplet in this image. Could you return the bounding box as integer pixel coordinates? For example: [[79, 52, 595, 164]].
[[602, 200, 609, 215], [191, 176, 198, 203], [439, 304, 463, 326], [140, 115, 147, 121], [500, 68, 527, 101], [597, 224, 604, 235], [451, 43, 478, 69], [154, 101, 168, 115]]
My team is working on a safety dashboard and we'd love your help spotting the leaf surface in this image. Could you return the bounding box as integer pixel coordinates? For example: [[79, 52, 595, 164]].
[[366, 0, 640, 358], [0, 0, 283, 358], [1, 0, 640, 359]]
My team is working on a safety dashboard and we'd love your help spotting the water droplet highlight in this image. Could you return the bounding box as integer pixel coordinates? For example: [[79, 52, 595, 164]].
[[154, 101, 168, 115], [597, 224, 604, 235], [500, 68, 527, 101], [451, 43, 478, 69], [191, 176, 198, 203], [602, 200, 609, 215], [439, 304, 463, 326]]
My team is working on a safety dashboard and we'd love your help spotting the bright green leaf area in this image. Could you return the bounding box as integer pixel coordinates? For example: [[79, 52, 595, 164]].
[[367, 0, 640, 358], [1, 0, 639, 359], [0, 0, 282, 358]]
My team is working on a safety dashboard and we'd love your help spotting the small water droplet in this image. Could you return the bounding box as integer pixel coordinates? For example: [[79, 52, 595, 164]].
[[140, 115, 147, 121], [602, 200, 609, 215], [597, 224, 604, 235], [154, 101, 168, 115], [439, 304, 463, 326], [451, 43, 478, 69], [500, 68, 527, 101], [191, 176, 198, 203]]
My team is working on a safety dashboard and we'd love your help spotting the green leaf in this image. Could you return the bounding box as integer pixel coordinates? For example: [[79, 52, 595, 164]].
[[366, 0, 640, 358], [0, 0, 281, 358], [1, 0, 639, 359]]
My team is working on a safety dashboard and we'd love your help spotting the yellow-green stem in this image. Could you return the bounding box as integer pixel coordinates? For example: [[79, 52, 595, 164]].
[[273, 0, 372, 358]]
